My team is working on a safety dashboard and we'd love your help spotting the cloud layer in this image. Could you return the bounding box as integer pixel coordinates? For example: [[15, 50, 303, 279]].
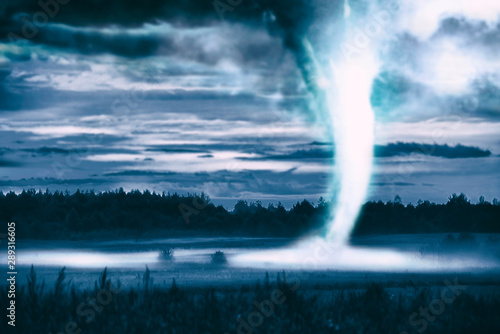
[[0, 0, 499, 205]]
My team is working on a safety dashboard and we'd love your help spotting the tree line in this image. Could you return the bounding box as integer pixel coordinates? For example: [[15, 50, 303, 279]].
[[0, 189, 498, 239]]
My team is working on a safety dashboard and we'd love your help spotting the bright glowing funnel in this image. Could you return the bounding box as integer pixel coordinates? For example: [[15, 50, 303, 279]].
[[326, 53, 377, 244], [325, 1, 377, 244]]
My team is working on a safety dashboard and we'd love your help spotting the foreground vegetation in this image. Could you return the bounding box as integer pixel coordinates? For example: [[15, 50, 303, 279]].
[[1, 267, 499, 333], [0, 189, 499, 239]]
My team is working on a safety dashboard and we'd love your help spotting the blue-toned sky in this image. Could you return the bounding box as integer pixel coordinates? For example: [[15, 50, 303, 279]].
[[0, 0, 499, 207]]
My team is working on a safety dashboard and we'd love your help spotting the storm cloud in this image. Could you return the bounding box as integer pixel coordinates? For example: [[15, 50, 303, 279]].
[[0, 0, 499, 205]]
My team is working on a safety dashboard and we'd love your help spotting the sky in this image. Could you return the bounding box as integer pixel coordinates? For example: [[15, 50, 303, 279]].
[[0, 0, 499, 208]]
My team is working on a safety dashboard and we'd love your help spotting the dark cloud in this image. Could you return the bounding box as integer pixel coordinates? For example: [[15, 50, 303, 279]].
[[104, 171, 177, 177], [374, 142, 492, 159], [21, 147, 73, 155], [0, 0, 320, 29], [370, 70, 427, 118], [0, 169, 330, 201], [434, 16, 500, 52], [376, 17, 500, 122], [383, 33, 422, 69], [371, 182, 415, 187], [309, 141, 332, 146], [1, 0, 214, 28], [32, 26, 160, 58], [2, 22, 253, 62], [0, 68, 23, 110], [0, 1, 499, 205], [0, 159, 20, 167], [238, 148, 333, 161], [0, 0, 340, 122], [239, 142, 493, 161], [455, 78, 500, 120], [145, 148, 211, 154], [18, 146, 137, 157], [0, 0, 287, 61], [0, 147, 12, 155], [0, 177, 108, 186]]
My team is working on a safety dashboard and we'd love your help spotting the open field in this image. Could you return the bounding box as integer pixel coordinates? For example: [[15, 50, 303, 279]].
[[1, 266, 500, 334], [2, 234, 499, 288], [2, 235, 500, 333]]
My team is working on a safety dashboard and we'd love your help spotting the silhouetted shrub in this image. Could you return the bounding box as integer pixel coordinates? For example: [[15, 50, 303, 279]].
[[210, 251, 227, 265], [159, 248, 174, 261]]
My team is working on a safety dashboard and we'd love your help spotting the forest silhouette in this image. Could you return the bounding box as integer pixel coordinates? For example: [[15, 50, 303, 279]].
[[0, 189, 498, 239]]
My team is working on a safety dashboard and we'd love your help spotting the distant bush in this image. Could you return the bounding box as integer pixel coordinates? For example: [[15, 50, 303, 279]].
[[210, 250, 227, 265], [159, 248, 174, 261]]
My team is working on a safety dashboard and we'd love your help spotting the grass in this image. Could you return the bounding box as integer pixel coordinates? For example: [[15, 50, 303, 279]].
[[1, 267, 500, 333]]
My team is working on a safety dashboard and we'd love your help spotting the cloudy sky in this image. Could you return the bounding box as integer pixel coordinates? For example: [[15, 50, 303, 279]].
[[0, 0, 499, 207]]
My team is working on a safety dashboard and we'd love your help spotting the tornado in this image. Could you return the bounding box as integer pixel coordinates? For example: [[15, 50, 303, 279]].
[[325, 0, 377, 245], [279, 0, 378, 245], [261, 0, 382, 245]]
